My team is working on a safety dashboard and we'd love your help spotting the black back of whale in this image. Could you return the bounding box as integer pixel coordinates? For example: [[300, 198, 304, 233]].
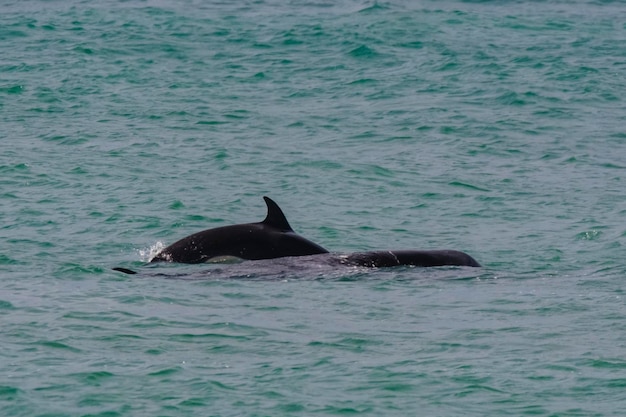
[[342, 250, 481, 268], [150, 196, 329, 264]]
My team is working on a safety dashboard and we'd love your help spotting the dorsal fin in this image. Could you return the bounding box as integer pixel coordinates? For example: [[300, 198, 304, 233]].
[[261, 196, 293, 231]]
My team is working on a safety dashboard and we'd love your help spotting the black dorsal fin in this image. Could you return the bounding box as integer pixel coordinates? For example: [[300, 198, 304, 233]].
[[261, 196, 293, 231]]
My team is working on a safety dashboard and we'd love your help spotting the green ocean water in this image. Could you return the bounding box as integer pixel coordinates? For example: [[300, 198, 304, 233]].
[[2, 0, 626, 415]]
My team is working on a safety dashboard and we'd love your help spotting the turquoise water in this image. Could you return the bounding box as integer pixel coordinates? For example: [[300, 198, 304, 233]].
[[2, 1, 626, 415]]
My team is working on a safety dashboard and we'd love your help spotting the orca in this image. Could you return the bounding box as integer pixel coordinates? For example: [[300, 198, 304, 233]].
[[113, 196, 480, 275], [340, 250, 481, 268], [149, 196, 329, 264]]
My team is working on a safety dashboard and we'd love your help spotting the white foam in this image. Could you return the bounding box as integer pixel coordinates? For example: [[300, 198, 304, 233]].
[[138, 241, 166, 262]]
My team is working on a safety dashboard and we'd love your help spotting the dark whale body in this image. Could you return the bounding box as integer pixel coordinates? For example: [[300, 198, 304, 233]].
[[341, 250, 481, 268], [150, 197, 329, 264], [113, 197, 480, 275]]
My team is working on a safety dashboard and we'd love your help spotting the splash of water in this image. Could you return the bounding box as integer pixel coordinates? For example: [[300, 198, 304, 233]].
[[138, 242, 166, 262]]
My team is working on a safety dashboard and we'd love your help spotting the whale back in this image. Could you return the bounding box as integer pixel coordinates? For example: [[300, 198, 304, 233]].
[[150, 196, 328, 264], [343, 250, 481, 268]]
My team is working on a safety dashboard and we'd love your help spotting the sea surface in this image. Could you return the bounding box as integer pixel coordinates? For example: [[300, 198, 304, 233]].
[[2, 0, 626, 416]]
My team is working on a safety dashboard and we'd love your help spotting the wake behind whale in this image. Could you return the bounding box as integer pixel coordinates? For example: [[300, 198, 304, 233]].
[[114, 196, 480, 275]]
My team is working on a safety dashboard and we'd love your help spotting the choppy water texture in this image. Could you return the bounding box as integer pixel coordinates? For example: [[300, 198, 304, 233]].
[[2, 0, 626, 416]]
